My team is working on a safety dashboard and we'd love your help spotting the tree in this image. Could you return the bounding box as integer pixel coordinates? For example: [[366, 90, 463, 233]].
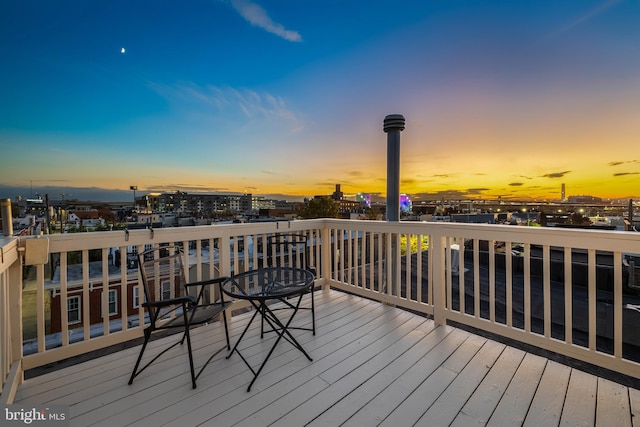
[[568, 212, 591, 225], [298, 198, 338, 219], [363, 207, 383, 220]]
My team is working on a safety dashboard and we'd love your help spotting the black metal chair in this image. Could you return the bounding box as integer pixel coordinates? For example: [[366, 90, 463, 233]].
[[267, 234, 317, 334], [128, 246, 232, 389]]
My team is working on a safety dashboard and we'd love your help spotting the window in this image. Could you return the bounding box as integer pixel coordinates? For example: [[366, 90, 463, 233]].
[[67, 296, 81, 324], [161, 281, 171, 300], [108, 289, 118, 315], [133, 286, 139, 309]]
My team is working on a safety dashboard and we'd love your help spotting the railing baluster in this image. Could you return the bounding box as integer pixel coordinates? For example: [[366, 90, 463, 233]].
[[458, 238, 465, 315], [524, 243, 531, 333], [588, 249, 596, 351], [614, 251, 623, 359], [60, 252, 69, 346], [474, 239, 480, 319], [82, 249, 90, 342], [102, 248, 109, 337], [489, 239, 496, 323], [506, 241, 512, 327], [564, 247, 573, 345], [543, 245, 551, 338], [36, 264, 45, 353]]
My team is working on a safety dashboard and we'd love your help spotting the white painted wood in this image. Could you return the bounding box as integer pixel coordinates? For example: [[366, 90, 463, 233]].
[[9, 290, 638, 427], [560, 368, 597, 427], [414, 339, 506, 426], [487, 352, 547, 426], [378, 333, 488, 427], [342, 327, 469, 427], [0, 359, 22, 404], [614, 251, 623, 359], [588, 249, 597, 351], [489, 238, 496, 323], [524, 242, 531, 332], [506, 241, 512, 327], [564, 247, 573, 345], [630, 386, 640, 427], [543, 245, 551, 338], [596, 377, 632, 427], [36, 264, 45, 352], [523, 360, 571, 427], [450, 346, 526, 427]]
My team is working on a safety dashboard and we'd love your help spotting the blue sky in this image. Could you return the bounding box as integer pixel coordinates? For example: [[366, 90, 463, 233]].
[[1, 0, 639, 202]]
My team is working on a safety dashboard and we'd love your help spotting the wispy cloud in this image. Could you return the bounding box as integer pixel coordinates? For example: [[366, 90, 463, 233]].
[[150, 82, 304, 132], [614, 172, 640, 177], [541, 171, 571, 179], [466, 188, 490, 194], [546, 0, 622, 40], [509, 182, 524, 187], [229, 0, 302, 42], [609, 160, 639, 167]]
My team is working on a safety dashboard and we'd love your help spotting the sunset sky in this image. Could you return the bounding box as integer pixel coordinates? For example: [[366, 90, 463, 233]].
[[1, 0, 639, 202]]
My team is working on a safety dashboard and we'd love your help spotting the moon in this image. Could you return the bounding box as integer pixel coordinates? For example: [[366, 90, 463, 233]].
[[121, 47, 126, 54]]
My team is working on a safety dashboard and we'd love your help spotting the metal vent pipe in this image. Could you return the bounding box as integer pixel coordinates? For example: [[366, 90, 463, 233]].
[[383, 114, 405, 222]]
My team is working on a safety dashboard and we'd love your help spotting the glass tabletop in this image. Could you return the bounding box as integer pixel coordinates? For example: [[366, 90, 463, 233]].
[[222, 267, 314, 300]]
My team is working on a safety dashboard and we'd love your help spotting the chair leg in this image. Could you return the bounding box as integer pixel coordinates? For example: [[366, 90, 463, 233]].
[[311, 288, 316, 335], [222, 310, 231, 350], [129, 328, 151, 385], [184, 325, 197, 389]]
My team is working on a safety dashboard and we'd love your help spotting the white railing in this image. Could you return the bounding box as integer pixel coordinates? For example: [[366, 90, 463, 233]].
[[322, 219, 640, 379], [17, 220, 324, 371], [1, 237, 21, 402], [2, 218, 639, 399]]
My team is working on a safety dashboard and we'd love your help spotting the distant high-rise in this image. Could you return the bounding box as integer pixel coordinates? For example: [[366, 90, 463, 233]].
[[561, 183, 566, 202], [332, 184, 343, 201]]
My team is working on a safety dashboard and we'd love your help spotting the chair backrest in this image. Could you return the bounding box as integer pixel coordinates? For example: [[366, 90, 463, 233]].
[[267, 234, 312, 271], [138, 246, 188, 319]]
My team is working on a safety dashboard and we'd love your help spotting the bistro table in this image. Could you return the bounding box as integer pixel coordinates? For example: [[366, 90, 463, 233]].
[[221, 267, 315, 391]]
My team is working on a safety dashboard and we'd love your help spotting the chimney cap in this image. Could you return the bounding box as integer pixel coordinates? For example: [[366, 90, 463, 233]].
[[383, 114, 405, 132]]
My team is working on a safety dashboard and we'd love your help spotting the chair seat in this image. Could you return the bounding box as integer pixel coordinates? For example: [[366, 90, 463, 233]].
[[188, 301, 233, 325], [158, 301, 232, 329], [129, 246, 232, 389]]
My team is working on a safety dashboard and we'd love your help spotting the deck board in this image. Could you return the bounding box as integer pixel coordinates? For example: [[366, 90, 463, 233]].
[[450, 346, 526, 427], [523, 360, 571, 427], [560, 368, 597, 427], [12, 288, 640, 427]]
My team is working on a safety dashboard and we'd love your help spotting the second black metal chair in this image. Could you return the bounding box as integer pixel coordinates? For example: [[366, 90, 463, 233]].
[[267, 233, 317, 334], [128, 246, 232, 389]]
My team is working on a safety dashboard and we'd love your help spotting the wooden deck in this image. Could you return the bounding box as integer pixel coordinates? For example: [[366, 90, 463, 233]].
[[13, 289, 640, 426]]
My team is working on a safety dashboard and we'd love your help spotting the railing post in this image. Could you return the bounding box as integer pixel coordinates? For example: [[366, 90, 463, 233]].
[[321, 224, 332, 290], [1, 199, 13, 237], [431, 233, 447, 325]]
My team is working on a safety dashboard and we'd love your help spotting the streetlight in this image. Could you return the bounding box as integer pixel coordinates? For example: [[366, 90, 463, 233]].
[[130, 186, 137, 211]]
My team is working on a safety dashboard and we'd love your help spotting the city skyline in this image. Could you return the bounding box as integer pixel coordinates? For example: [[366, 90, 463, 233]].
[[2, 1, 639, 202]]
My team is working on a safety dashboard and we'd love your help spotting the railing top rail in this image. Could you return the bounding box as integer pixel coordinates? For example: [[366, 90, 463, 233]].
[[318, 218, 639, 252], [0, 237, 19, 274], [13, 217, 639, 255]]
